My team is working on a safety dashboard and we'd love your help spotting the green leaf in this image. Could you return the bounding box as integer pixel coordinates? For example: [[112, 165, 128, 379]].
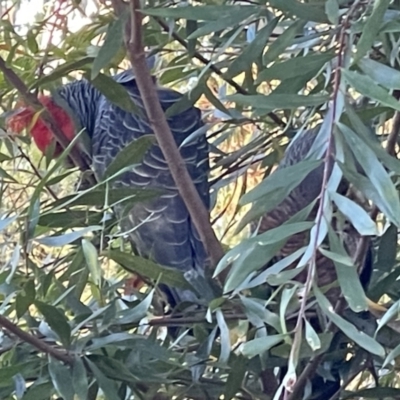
[[354, 0, 391, 62], [240, 159, 321, 205], [383, 342, 400, 368], [325, 0, 339, 25], [221, 222, 314, 291], [47, 187, 159, 209], [104, 135, 155, 179], [358, 58, 400, 90], [263, 19, 306, 65], [224, 356, 247, 400], [228, 93, 328, 110], [16, 279, 36, 318], [216, 309, 230, 364], [256, 52, 333, 83], [48, 357, 74, 400], [35, 302, 71, 346], [144, 5, 259, 21], [329, 191, 378, 236], [342, 388, 400, 399], [326, 228, 368, 313], [82, 239, 102, 286], [339, 123, 400, 227], [35, 226, 102, 247], [89, 72, 142, 115], [116, 290, 154, 324], [241, 335, 286, 358], [314, 286, 385, 357], [376, 299, 400, 334], [226, 17, 279, 79], [187, 7, 258, 39], [85, 358, 120, 400], [304, 319, 321, 351], [342, 69, 400, 111], [92, 17, 125, 79], [268, 0, 328, 23], [105, 250, 191, 289], [32, 57, 93, 88], [72, 358, 88, 400]]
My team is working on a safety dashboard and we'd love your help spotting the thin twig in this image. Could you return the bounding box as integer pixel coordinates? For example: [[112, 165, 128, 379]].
[[286, 2, 362, 399], [121, 0, 224, 268], [0, 315, 73, 364]]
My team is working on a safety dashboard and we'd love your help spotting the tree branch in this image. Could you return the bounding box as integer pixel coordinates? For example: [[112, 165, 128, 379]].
[[0, 315, 73, 364], [121, 0, 224, 269], [0, 56, 95, 184]]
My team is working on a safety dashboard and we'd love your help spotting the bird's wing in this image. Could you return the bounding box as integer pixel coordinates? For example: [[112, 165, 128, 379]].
[[91, 77, 210, 290]]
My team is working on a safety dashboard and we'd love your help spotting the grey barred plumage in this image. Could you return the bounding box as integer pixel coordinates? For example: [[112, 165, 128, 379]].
[[257, 127, 371, 294], [54, 70, 210, 305]]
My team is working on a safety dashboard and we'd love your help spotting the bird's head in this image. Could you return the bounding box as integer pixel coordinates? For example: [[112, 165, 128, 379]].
[[6, 96, 76, 156]]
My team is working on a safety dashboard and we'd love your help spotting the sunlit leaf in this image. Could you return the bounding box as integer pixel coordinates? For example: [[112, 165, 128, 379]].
[[35, 302, 71, 346], [48, 358, 74, 400], [354, 0, 391, 62], [92, 16, 126, 79], [315, 287, 385, 357]]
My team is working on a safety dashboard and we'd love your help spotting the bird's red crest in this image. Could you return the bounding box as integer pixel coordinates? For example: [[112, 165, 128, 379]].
[[6, 96, 76, 156]]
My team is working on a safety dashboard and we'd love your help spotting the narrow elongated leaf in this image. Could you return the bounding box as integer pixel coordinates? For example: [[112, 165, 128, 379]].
[[92, 17, 125, 79], [85, 359, 120, 400], [48, 358, 74, 400], [257, 52, 333, 83], [72, 358, 88, 400], [144, 5, 259, 21], [355, 0, 391, 62], [35, 226, 101, 247], [227, 17, 279, 79], [228, 93, 328, 110], [263, 20, 306, 65], [342, 388, 400, 399], [376, 299, 400, 334], [104, 135, 155, 179], [314, 287, 385, 357], [82, 239, 101, 286], [339, 123, 400, 227], [241, 335, 286, 358], [383, 342, 400, 367], [48, 187, 159, 209], [188, 7, 258, 39], [342, 70, 400, 111], [268, 0, 328, 23], [35, 302, 71, 346], [32, 57, 93, 88], [216, 309, 230, 364], [326, 228, 368, 312], [358, 58, 400, 90], [89, 73, 142, 115], [329, 191, 378, 236], [105, 250, 191, 289], [117, 290, 154, 324], [304, 319, 321, 351], [16, 279, 35, 318], [221, 222, 314, 291], [224, 356, 247, 400], [240, 159, 321, 205], [325, 0, 339, 24]]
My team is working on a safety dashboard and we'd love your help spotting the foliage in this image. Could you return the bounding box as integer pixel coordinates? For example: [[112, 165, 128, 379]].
[[1, 0, 400, 399]]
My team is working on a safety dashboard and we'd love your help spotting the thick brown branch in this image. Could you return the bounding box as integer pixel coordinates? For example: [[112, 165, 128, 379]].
[[122, 0, 224, 268], [0, 56, 94, 183], [0, 315, 73, 364]]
